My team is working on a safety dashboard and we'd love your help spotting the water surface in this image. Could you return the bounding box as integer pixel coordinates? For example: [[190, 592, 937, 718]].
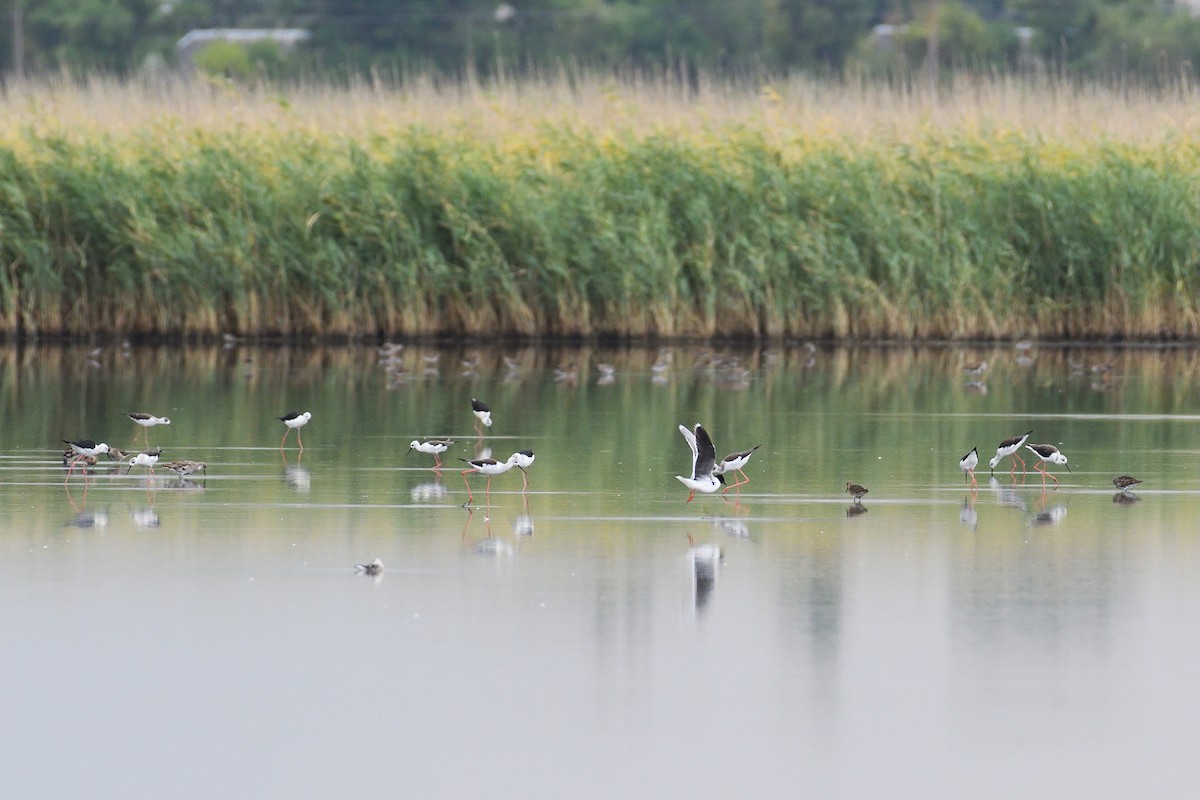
[[1, 343, 1199, 798]]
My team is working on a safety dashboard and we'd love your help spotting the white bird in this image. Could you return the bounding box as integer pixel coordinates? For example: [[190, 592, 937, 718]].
[[714, 444, 761, 495], [410, 438, 454, 467], [989, 430, 1033, 476], [959, 446, 979, 487], [511, 449, 535, 490], [126, 448, 162, 475], [471, 398, 492, 431], [62, 439, 110, 478], [277, 411, 312, 449], [459, 452, 521, 503], [676, 423, 725, 503], [1025, 443, 1071, 487], [125, 412, 171, 446]]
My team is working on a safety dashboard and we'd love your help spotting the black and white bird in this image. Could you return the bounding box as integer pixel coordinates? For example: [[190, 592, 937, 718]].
[[675, 423, 724, 503], [959, 446, 979, 487], [459, 452, 521, 503], [277, 411, 312, 449], [355, 559, 384, 576], [471, 398, 492, 431], [125, 412, 171, 445], [63, 439, 110, 477], [511, 449, 535, 490], [126, 448, 162, 475], [989, 430, 1033, 476], [714, 444, 761, 496], [410, 438, 454, 467], [1025, 443, 1070, 486]]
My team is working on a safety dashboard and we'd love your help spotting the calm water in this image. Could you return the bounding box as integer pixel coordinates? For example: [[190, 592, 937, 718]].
[[2, 342, 1200, 798]]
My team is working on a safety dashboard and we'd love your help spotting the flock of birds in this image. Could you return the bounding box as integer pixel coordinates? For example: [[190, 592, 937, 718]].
[[59, 399, 538, 505], [954, 429, 1142, 496], [57, 352, 1149, 578], [676, 421, 1145, 513]]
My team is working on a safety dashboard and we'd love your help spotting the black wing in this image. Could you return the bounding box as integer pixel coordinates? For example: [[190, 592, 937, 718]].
[[692, 424, 717, 478]]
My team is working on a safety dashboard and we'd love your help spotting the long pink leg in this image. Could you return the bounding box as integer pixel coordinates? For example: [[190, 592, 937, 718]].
[[461, 470, 475, 502]]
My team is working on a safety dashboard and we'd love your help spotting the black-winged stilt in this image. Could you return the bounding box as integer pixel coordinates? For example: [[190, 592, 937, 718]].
[[959, 446, 979, 487], [125, 412, 171, 446], [1025, 443, 1070, 486], [410, 438, 454, 467], [989, 430, 1033, 476], [512, 449, 535, 490], [277, 411, 312, 449], [126, 448, 161, 475], [471, 398, 492, 432], [459, 452, 520, 503], [714, 444, 760, 495]]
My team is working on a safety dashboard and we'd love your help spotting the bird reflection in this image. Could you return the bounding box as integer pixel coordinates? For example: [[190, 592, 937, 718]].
[[845, 503, 869, 518], [132, 507, 160, 528], [687, 534, 723, 612], [1029, 504, 1067, 527], [355, 559, 385, 582], [284, 465, 311, 492], [989, 476, 1028, 512], [512, 514, 535, 537], [713, 517, 750, 539], [66, 509, 108, 529], [411, 481, 449, 502], [475, 538, 514, 557], [1112, 491, 1142, 505], [959, 493, 978, 532]]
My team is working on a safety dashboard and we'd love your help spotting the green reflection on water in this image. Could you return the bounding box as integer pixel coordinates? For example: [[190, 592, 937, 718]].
[[0, 342, 1198, 541]]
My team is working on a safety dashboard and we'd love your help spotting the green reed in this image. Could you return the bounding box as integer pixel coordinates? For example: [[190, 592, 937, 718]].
[[1, 119, 1198, 341]]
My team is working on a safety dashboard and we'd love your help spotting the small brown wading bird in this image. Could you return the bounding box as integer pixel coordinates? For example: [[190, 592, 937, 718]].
[[161, 460, 207, 478], [845, 482, 869, 503], [1025, 443, 1070, 487], [1113, 475, 1143, 492]]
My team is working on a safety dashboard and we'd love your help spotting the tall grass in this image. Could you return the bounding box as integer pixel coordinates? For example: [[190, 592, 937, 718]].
[[1, 70, 1199, 341]]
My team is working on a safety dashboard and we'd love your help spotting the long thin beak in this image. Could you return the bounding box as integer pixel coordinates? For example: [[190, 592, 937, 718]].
[[1065, 464, 1073, 473]]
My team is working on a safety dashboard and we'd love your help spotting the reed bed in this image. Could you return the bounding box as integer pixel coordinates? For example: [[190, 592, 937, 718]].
[[2, 71, 1200, 341]]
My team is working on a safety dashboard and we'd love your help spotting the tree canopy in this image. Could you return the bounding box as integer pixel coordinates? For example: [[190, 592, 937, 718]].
[[4, 0, 1200, 80]]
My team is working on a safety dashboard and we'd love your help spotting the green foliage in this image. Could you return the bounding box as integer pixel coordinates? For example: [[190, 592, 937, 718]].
[[0, 119, 1197, 340]]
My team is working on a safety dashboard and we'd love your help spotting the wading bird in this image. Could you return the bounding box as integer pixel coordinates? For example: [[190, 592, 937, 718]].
[[676, 423, 724, 503], [277, 411, 312, 449], [989, 430, 1033, 476]]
